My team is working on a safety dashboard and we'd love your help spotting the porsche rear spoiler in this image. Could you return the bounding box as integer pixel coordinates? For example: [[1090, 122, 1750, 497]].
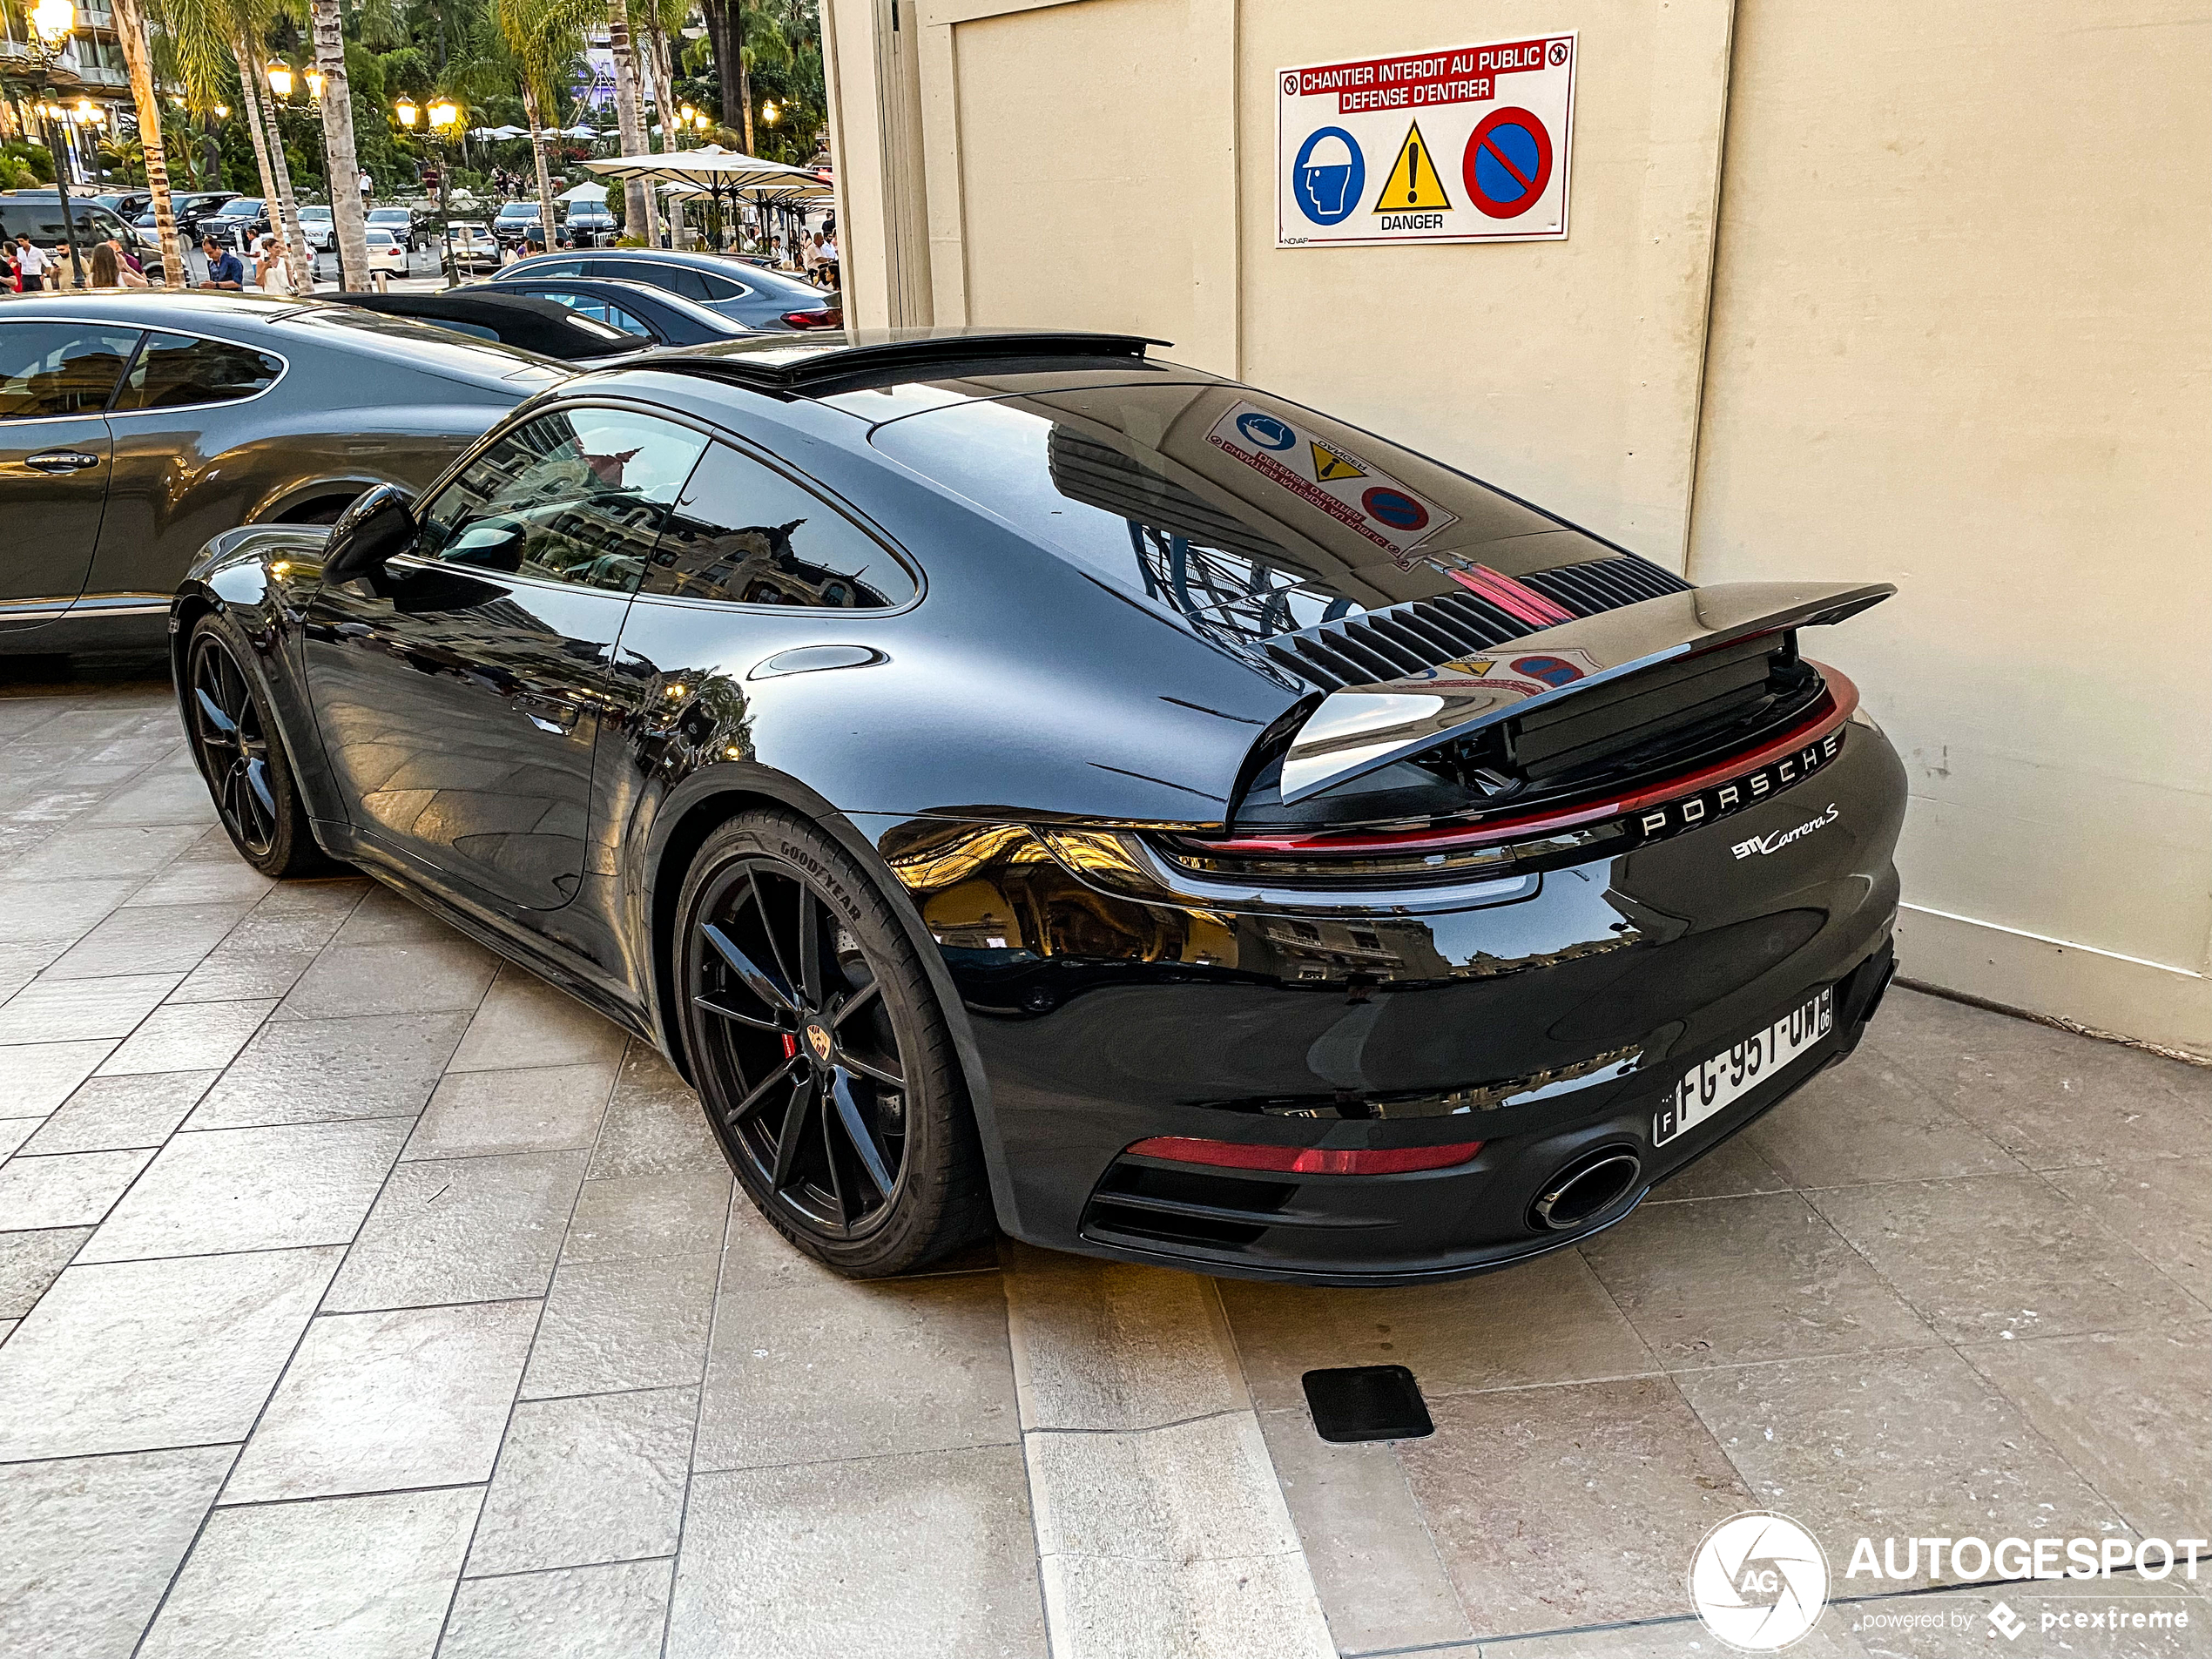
[[1277, 581, 1894, 804]]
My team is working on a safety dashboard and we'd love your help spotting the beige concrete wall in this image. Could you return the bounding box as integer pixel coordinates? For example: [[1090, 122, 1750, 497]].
[[1687, 0, 2212, 1050], [819, 0, 2212, 1051]]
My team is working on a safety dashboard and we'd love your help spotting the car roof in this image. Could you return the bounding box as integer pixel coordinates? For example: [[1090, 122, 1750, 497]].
[[477, 273, 751, 332]]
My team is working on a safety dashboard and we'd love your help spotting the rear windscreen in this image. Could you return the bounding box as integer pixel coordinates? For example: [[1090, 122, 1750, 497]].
[[867, 380, 1610, 650]]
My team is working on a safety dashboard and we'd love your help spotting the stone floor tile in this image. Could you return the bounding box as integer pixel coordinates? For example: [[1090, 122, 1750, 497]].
[[1962, 1323, 2212, 1539], [439, 1559, 673, 1659], [520, 1251, 718, 1399], [1810, 1171, 2206, 1342], [0, 1445, 237, 1659], [1678, 1346, 2126, 1573], [1494, 1615, 1871, 1657], [0, 1147, 156, 1230], [323, 1151, 587, 1312], [43, 902, 255, 982], [447, 967, 629, 1076], [667, 1447, 1045, 1659], [1218, 1245, 1656, 1412], [0, 1318, 14, 1342], [168, 901, 359, 1005], [1646, 1130, 1793, 1202], [138, 1486, 482, 1659], [96, 997, 274, 1076], [1868, 988, 2212, 1166], [0, 877, 139, 945], [0, 974, 182, 1044], [1831, 1575, 2207, 1658], [0, 1224, 91, 1315], [6, 823, 205, 884], [560, 1168, 731, 1264], [0, 1246, 341, 1459], [0, 937, 70, 1002], [998, 1242, 1244, 1432], [2047, 1157, 2212, 1309], [283, 939, 500, 1021], [1579, 1192, 1939, 1369], [1256, 1406, 1473, 1653], [332, 882, 462, 946], [79, 1118, 410, 1264], [122, 858, 279, 910], [22, 1070, 219, 1154], [190, 1010, 471, 1130], [95, 767, 219, 827], [0, 1035, 118, 1115], [1746, 1046, 2027, 1188], [695, 1266, 1017, 1471], [1044, 1553, 1336, 1659], [584, 1043, 723, 1179], [1395, 1376, 1751, 1632], [401, 1063, 617, 1162], [467, 1386, 697, 1575], [223, 1300, 539, 1503], [0, 1114, 35, 1159]]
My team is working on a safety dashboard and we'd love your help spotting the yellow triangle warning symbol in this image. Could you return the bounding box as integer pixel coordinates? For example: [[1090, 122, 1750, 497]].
[[1373, 121, 1453, 212], [1310, 441, 1366, 482]]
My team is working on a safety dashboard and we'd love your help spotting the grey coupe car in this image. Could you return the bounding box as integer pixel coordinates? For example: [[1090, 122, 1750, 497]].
[[0, 292, 567, 656]]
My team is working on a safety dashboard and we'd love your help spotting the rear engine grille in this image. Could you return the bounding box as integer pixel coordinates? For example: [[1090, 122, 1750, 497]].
[[1081, 1163, 1296, 1251], [1265, 556, 1693, 692]]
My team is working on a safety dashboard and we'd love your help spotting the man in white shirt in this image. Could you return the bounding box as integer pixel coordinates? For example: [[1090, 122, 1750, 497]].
[[14, 235, 52, 290]]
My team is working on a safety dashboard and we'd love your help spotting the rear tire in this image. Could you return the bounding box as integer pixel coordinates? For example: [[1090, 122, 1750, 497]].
[[182, 613, 337, 879], [674, 810, 992, 1277]]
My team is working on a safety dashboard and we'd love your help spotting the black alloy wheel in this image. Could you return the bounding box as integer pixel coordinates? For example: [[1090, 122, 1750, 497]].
[[183, 616, 331, 878], [676, 812, 990, 1276]]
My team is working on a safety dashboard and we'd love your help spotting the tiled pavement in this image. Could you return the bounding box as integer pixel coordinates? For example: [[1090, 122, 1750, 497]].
[[0, 673, 2207, 1659]]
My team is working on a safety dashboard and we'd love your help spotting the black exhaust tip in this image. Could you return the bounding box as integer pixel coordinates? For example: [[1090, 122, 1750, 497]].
[[1530, 1148, 1642, 1232]]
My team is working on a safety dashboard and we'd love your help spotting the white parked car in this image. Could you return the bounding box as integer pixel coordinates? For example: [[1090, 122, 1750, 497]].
[[297, 205, 334, 252], [363, 227, 408, 275]]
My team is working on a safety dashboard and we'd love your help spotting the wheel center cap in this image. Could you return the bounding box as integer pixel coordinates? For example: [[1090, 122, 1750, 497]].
[[802, 1022, 834, 1065]]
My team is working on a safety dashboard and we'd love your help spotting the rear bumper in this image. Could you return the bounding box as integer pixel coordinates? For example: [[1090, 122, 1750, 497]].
[[869, 715, 1909, 1285]]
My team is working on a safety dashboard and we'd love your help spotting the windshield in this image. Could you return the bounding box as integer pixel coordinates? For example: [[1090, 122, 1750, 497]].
[[868, 379, 1608, 654]]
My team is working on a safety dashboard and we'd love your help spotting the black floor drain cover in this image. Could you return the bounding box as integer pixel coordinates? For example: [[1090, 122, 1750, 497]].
[[1301, 1365, 1433, 1442]]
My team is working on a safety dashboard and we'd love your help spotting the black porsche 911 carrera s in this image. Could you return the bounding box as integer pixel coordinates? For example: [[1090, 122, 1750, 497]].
[[172, 327, 1905, 1285]]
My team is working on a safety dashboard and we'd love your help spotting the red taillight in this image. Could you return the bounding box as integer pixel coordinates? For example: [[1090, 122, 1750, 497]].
[[1124, 1136, 1483, 1176], [782, 308, 841, 329]]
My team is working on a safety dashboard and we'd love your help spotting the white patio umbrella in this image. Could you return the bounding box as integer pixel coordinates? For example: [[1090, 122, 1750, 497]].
[[556, 180, 608, 204], [585, 145, 820, 248]]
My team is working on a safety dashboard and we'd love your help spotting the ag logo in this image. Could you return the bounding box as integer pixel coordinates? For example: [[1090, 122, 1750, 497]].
[[1688, 1511, 1829, 1650]]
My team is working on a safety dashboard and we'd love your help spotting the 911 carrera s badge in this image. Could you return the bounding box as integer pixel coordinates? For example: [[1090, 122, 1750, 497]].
[[1205, 400, 1459, 564], [804, 1022, 834, 1063], [1731, 804, 1841, 860]]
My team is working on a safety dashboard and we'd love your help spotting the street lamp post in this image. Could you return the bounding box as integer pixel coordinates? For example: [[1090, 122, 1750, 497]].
[[2, 0, 88, 287]]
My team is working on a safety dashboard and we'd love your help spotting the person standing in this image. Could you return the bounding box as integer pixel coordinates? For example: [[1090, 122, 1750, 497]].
[[107, 234, 144, 277], [199, 235, 246, 290], [14, 234, 52, 291], [818, 229, 839, 290], [89, 242, 148, 288]]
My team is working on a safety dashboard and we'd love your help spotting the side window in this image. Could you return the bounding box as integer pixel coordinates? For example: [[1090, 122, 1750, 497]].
[[536, 292, 653, 337], [0, 323, 143, 420], [415, 407, 708, 595], [526, 259, 586, 279], [695, 272, 750, 301], [110, 332, 284, 412], [642, 442, 917, 610]]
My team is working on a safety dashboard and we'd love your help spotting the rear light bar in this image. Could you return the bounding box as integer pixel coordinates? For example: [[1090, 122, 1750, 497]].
[[1187, 665, 1858, 863], [782, 308, 842, 329], [1125, 1136, 1483, 1176]]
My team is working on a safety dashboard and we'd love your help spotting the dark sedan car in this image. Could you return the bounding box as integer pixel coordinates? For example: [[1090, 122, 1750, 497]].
[[328, 290, 655, 364], [498, 249, 838, 331], [471, 276, 752, 350], [171, 328, 1904, 1285], [1, 292, 565, 656]]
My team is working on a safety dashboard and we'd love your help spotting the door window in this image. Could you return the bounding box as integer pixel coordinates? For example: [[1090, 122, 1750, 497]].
[[110, 332, 284, 412], [534, 291, 654, 337], [415, 407, 709, 595], [0, 322, 142, 420], [642, 442, 916, 609]]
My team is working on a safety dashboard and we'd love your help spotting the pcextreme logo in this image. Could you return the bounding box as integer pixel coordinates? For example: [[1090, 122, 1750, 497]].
[[1689, 1511, 1831, 1650], [1731, 804, 1841, 861]]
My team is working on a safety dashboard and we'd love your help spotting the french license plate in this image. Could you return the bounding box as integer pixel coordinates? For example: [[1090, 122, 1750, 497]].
[[1653, 988, 1833, 1148]]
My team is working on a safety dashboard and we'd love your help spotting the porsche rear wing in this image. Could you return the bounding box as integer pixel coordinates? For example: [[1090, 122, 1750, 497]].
[[1277, 581, 1894, 804]]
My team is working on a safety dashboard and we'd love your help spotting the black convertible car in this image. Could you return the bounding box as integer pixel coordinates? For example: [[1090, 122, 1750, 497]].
[[172, 329, 1905, 1285], [1, 293, 563, 655]]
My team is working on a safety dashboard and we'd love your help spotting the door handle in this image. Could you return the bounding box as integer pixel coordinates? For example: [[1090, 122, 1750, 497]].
[[24, 450, 101, 475]]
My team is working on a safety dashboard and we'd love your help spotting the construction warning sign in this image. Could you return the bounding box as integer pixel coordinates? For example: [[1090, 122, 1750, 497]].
[[1204, 401, 1459, 565], [1278, 33, 1576, 247]]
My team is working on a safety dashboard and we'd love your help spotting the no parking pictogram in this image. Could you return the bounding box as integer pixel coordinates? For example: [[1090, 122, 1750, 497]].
[[1464, 107, 1554, 219]]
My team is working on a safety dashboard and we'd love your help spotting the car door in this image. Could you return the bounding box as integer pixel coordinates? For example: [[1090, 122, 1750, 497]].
[[302, 403, 708, 912], [0, 320, 139, 630]]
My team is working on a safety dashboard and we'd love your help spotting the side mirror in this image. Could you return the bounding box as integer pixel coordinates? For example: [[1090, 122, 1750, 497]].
[[320, 484, 417, 584]]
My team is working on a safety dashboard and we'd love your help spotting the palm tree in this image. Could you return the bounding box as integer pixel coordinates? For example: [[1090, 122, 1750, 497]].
[[233, 39, 314, 290], [307, 0, 369, 288], [110, 0, 186, 287], [602, 0, 655, 245], [491, 0, 592, 255]]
